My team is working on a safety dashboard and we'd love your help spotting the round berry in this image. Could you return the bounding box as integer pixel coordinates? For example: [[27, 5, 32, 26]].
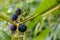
[[15, 8, 21, 15], [9, 24, 17, 31], [18, 25, 27, 32], [11, 14, 18, 21]]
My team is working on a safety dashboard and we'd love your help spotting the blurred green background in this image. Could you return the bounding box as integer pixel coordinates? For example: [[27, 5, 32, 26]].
[[0, 0, 60, 40]]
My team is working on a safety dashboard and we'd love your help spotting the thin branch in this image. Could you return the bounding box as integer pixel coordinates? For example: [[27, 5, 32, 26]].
[[23, 32, 27, 40], [42, 4, 60, 16], [19, 4, 60, 24], [0, 12, 16, 25], [0, 4, 60, 25]]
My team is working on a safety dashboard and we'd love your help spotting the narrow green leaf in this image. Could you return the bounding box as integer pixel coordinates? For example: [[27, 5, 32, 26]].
[[2, 31, 11, 40], [33, 0, 56, 15], [51, 9, 60, 22], [28, 0, 56, 30], [28, 15, 42, 30], [32, 28, 50, 40], [52, 9, 60, 17]]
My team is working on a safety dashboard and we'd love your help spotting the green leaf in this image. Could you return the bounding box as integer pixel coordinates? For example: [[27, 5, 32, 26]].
[[51, 9, 60, 22], [2, 31, 11, 40], [28, 0, 56, 30], [57, 0, 60, 3], [0, 18, 2, 20], [28, 15, 42, 30], [32, 28, 50, 40], [0, 37, 4, 40], [33, 0, 56, 15], [0, 12, 15, 25], [52, 9, 60, 17], [0, 31, 4, 37]]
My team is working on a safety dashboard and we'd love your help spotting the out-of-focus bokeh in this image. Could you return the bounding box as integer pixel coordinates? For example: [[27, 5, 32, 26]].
[[0, 0, 60, 40]]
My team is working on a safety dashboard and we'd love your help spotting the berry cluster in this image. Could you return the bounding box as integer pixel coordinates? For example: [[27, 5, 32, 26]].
[[11, 8, 21, 21], [9, 8, 27, 32], [9, 24, 27, 32]]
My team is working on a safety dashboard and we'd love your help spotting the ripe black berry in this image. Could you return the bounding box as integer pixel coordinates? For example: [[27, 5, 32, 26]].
[[9, 24, 17, 31], [11, 14, 18, 21], [18, 25, 27, 32], [15, 8, 21, 15]]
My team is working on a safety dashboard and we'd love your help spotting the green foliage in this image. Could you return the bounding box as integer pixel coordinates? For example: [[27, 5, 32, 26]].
[[2, 31, 11, 40], [0, 0, 60, 40]]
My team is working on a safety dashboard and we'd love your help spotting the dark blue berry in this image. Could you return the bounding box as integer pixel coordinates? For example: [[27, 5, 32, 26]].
[[18, 25, 27, 32], [9, 24, 17, 31], [15, 8, 21, 15], [11, 14, 18, 21]]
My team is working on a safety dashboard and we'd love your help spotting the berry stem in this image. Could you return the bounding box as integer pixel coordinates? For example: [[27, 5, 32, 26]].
[[11, 34, 15, 40], [23, 32, 27, 40], [14, 23, 20, 38]]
